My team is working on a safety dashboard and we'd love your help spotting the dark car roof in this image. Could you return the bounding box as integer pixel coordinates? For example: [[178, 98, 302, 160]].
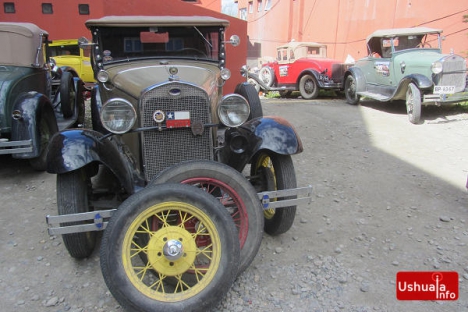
[[85, 15, 230, 28], [366, 27, 442, 43]]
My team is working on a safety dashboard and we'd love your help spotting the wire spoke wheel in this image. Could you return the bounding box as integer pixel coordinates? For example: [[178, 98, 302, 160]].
[[151, 160, 263, 274], [101, 183, 239, 312], [250, 151, 297, 235]]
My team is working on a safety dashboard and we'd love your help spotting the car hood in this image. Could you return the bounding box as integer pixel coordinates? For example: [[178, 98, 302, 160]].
[[104, 61, 220, 98], [392, 49, 443, 66]]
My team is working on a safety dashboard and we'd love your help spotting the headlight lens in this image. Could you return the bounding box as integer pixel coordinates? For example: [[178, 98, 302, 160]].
[[100, 99, 136, 134], [220, 68, 231, 80], [432, 61, 443, 74], [218, 94, 250, 127], [97, 70, 109, 83]]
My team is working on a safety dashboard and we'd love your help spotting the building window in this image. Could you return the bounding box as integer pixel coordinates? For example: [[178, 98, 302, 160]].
[[265, 0, 272, 10], [4, 2, 15, 13], [78, 4, 89, 15], [239, 7, 247, 20], [257, 0, 262, 12], [249, 1, 253, 13], [42, 3, 53, 14]]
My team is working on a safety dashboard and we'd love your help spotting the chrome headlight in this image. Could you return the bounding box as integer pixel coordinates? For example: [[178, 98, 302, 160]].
[[100, 98, 136, 134], [97, 70, 109, 82], [220, 68, 231, 80], [432, 61, 443, 74], [218, 94, 250, 127]]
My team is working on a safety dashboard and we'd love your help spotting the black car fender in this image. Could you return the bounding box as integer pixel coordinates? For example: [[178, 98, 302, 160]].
[[392, 74, 433, 100], [298, 68, 322, 86], [344, 67, 366, 92], [46, 129, 136, 194], [11, 92, 58, 158], [219, 116, 303, 172]]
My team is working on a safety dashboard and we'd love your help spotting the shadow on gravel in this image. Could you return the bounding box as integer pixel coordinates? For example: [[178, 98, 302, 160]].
[[259, 97, 468, 312]]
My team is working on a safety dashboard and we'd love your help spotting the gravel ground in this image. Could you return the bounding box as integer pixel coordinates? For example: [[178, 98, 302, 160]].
[[1, 96, 467, 312]]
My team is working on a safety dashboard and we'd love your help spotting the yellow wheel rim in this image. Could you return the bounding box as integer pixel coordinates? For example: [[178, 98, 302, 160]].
[[255, 154, 277, 220], [122, 201, 221, 302]]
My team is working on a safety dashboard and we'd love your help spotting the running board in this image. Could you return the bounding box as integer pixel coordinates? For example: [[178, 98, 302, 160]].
[[46, 186, 313, 235]]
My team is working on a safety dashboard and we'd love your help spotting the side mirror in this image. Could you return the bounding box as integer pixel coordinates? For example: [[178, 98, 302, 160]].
[[223, 35, 240, 47]]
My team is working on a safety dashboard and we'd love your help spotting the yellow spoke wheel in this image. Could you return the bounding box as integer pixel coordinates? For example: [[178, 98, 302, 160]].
[[251, 151, 298, 235], [101, 183, 240, 312]]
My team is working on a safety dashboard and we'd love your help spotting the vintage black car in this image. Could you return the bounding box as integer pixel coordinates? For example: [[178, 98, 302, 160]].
[[45, 16, 310, 312], [0, 22, 85, 170]]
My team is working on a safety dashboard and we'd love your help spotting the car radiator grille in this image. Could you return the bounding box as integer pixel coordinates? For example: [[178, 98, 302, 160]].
[[140, 82, 213, 182], [438, 56, 467, 93]]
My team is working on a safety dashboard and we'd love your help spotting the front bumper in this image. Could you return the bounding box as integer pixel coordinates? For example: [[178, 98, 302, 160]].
[[46, 186, 313, 235], [423, 90, 468, 104], [0, 139, 33, 155]]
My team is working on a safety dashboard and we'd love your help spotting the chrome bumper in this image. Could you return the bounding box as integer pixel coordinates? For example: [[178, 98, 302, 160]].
[[0, 139, 33, 155], [423, 90, 468, 104], [46, 186, 313, 235]]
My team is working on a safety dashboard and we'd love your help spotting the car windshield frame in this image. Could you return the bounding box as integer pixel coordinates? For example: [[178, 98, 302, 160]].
[[366, 28, 442, 58], [94, 25, 222, 64]]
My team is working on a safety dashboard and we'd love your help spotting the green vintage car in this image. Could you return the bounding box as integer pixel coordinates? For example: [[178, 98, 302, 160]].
[[344, 27, 468, 124], [49, 39, 95, 83]]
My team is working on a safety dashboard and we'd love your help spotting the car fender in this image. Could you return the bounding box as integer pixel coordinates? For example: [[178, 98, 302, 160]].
[[393, 74, 433, 100], [46, 129, 136, 194], [344, 67, 366, 92], [297, 68, 322, 86], [220, 116, 303, 171], [11, 92, 58, 158]]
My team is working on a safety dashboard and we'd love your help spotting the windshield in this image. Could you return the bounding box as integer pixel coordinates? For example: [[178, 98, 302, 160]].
[[97, 26, 220, 63], [49, 44, 81, 57]]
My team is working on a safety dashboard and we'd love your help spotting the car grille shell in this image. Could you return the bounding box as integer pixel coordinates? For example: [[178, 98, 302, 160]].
[[438, 55, 467, 92], [140, 82, 213, 181]]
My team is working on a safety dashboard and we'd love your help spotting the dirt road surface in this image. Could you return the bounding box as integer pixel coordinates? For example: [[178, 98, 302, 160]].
[[1, 97, 467, 311]]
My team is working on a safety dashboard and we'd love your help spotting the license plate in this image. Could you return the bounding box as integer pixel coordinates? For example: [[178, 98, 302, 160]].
[[434, 86, 455, 95], [166, 111, 190, 128]]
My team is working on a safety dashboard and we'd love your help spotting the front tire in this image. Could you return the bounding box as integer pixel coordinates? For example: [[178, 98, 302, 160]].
[[344, 75, 360, 105], [100, 183, 240, 312], [151, 160, 264, 274], [250, 151, 297, 235], [57, 168, 96, 259], [406, 83, 422, 124], [60, 71, 76, 118], [299, 74, 319, 99], [234, 82, 263, 120], [259, 66, 275, 88]]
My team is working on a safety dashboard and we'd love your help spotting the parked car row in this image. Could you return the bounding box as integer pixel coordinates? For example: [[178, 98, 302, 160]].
[[249, 27, 468, 124]]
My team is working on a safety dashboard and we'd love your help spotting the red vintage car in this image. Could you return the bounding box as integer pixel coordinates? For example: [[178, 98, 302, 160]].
[[254, 42, 349, 99]]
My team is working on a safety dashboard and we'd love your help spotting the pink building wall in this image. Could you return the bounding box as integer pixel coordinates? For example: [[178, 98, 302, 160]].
[[237, 0, 468, 64]]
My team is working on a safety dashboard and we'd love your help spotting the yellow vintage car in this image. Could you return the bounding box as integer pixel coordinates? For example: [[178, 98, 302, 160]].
[[49, 39, 95, 83]]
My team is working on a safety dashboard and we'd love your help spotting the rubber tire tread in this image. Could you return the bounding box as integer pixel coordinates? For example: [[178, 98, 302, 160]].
[[100, 183, 240, 312], [299, 74, 319, 100], [251, 152, 297, 235], [60, 71, 74, 118], [234, 82, 263, 120], [57, 168, 96, 259]]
